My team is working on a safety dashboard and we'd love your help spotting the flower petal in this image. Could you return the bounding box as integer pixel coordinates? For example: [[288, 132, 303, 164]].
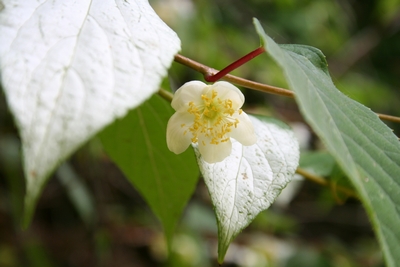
[[206, 81, 244, 109], [166, 110, 194, 154], [171, 81, 206, 111], [230, 112, 257, 146], [198, 135, 232, 163]]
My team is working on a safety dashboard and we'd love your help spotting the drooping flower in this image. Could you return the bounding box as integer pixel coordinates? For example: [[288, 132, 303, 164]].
[[166, 81, 257, 163]]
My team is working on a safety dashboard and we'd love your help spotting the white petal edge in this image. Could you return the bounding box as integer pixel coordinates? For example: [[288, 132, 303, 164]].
[[230, 112, 257, 146], [166, 109, 194, 154], [207, 81, 245, 109], [197, 135, 232, 163], [171, 81, 206, 111]]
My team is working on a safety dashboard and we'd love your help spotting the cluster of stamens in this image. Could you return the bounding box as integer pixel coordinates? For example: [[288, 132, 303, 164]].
[[182, 90, 242, 146]]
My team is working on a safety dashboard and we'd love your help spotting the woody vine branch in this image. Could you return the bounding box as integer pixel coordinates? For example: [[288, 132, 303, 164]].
[[173, 53, 400, 124]]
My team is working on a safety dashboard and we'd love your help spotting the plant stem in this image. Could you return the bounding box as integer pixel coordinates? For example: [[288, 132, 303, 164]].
[[296, 168, 359, 200], [174, 53, 294, 97], [174, 53, 400, 124], [205, 46, 265, 82], [157, 88, 173, 103], [377, 113, 400, 124]]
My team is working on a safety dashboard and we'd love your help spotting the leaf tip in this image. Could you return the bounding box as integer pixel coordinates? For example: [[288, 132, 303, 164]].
[[252, 18, 264, 35], [217, 254, 225, 265], [216, 236, 229, 264]]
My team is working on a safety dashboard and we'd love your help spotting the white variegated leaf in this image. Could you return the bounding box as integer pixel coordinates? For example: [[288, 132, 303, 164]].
[[194, 115, 299, 263], [0, 0, 180, 225]]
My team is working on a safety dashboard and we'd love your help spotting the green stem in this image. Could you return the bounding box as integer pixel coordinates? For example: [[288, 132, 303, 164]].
[[157, 88, 173, 103], [296, 168, 359, 200]]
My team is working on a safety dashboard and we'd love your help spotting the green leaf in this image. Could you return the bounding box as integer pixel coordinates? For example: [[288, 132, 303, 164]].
[[194, 115, 299, 263], [99, 94, 199, 245], [254, 18, 400, 267]]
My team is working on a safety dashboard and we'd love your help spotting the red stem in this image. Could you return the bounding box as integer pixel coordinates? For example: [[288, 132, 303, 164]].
[[205, 46, 265, 82]]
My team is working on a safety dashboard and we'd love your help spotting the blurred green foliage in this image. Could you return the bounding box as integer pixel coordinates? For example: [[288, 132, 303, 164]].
[[1, 0, 399, 266]]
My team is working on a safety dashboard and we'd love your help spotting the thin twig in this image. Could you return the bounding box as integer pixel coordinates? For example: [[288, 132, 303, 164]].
[[205, 46, 266, 82], [377, 113, 400, 124], [158, 88, 173, 103], [296, 168, 359, 200], [174, 53, 400, 124], [174, 54, 294, 97]]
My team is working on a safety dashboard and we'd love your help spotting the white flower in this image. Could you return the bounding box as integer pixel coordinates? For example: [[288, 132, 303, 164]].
[[166, 81, 257, 163]]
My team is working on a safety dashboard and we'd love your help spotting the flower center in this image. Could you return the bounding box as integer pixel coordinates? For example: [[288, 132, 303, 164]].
[[185, 90, 242, 145]]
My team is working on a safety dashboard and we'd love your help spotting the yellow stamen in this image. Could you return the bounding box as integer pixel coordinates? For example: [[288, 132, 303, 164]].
[[186, 89, 242, 146]]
